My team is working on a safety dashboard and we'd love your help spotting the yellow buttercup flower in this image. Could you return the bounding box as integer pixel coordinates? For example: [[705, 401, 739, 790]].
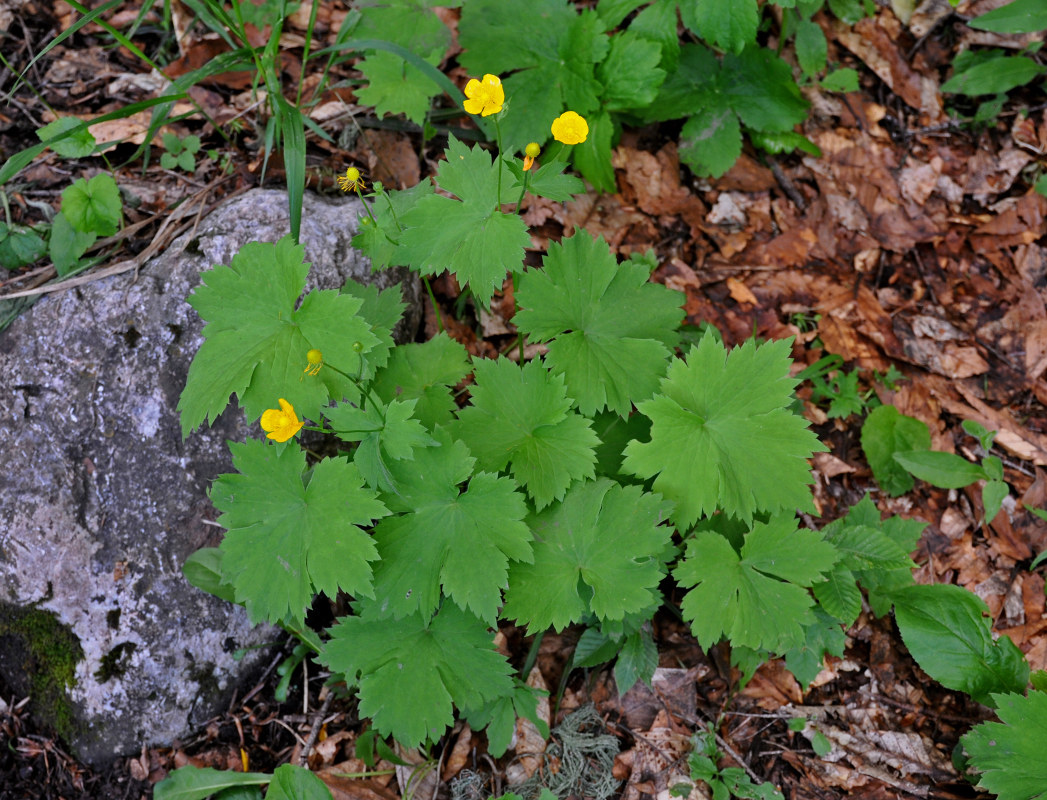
[[463, 74, 504, 117], [551, 111, 589, 145], [303, 348, 323, 377], [337, 167, 365, 193], [260, 398, 304, 443]]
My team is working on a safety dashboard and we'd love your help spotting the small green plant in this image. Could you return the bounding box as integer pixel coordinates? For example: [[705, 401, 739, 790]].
[[160, 132, 202, 172], [671, 728, 783, 800], [155, 763, 327, 800], [50, 173, 122, 276]]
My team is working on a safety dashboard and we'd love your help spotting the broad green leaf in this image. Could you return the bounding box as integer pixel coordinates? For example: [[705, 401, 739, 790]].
[[812, 568, 862, 625], [674, 516, 838, 653], [962, 690, 1047, 800], [514, 231, 682, 417], [678, 107, 742, 178], [983, 479, 1010, 523], [154, 766, 270, 800], [631, 0, 680, 72], [891, 584, 1030, 706], [0, 222, 46, 269], [48, 211, 96, 276], [573, 628, 621, 668], [784, 607, 846, 688], [645, 44, 722, 122], [178, 237, 380, 436], [326, 397, 438, 491], [212, 439, 389, 625], [597, 31, 666, 111], [723, 46, 809, 133], [679, 0, 759, 55], [505, 158, 585, 203], [893, 449, 986, 489], [464, 680, 549, 757], [597, 0, 648, 28], [37, 116, 96, 158], [61, 173, 122, 236], [370, 430, 532, 624], [452, 358, 599, 508], [265, 764, 332, 800], [503, 479, 673, 632], [969, 0, 1047, 34], [624, 335, 825, 526], [356, 51, 440, 125], [795, 18, 828, 75], [821, 68, 859, 92], [861, 404, 931, 496], [181, 548, 236, 604], [398, 138, 531, 306], [570, 109, 617, 193], [340, 278, 404, 375], [351, 179, 434, 270], [371, 333, 470, 429], [615, 625, 658, 694], [941, 55, 1044, 96], [321, 601, 514, 747], [353, 1, 450, 62]]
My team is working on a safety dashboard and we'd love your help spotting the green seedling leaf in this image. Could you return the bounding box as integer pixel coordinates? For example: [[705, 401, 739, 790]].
[[969, 0, 1047, 33], [398, 137, 531, 306], [891, 583, 1030, 706], [370, 430, 531, 624], [942, 55, 1044, 96], [861, 405, 931, 496], [265, 763, 332, 800], [153, 766, 271, 800], [178, 236, 381, 435], [679, 107, 742, 178], [37, 116, 96, 158], [748, 129, 822, 157], [181, 548, 236, 604], [514, 231, 682, 417], [49, 211, 96, 276], [464, 680, 549, 757], [321, 601, 514, 748], [795, 18, 828, 75], [724, 45, 810, 133], [624, 334, 825, 526], [504, 479, 673, 632], [963, 690, 1047, 800], [893, 449, 987, 489], [983, 479, 1010, 524], [212, 439, 389, 625], [821, 67, 860, 92], [674, 516, 839, 653], [597, 31, 666, 111], [784, 607, 847, 688], [452, 357, 599, 508], [0, 222, 46, 269], [614, 625, 659, 694], [962, 418, 997, 451], [61, 173, 122, 236], [679, 0, 759, 55], [371, 333, 469, 429]]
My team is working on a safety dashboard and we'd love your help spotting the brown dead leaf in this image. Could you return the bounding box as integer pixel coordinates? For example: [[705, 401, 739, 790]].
[[318, 768, 399, 800], [726, 276, 758, 306], [504, 666, 550, 785], [563, 193, 656, 249], [970, 192, 1047, 251], [356, 129, 420, 190]]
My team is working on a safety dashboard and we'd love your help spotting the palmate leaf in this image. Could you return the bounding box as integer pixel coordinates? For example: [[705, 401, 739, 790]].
[[212, 439, 389, 625], [623, 334, 825, 526], [320, 601, 514, 747], [503, 479, 674, 633], [674, 516, 838, 653], [370, 429, 532, 624], [178, 236, 380, 436], [371, 333, 470, 429], [398, 137, 531, 307], [515, 232, 682, 417], [963, 690, 1047, 800], [452, 358, 599, 508]]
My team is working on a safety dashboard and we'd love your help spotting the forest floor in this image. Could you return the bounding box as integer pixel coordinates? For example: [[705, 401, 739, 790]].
[[1, 0, 1046, 798]]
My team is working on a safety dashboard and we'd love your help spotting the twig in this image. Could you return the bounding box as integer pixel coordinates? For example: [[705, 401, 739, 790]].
[[296, 692, 334, 767], [766, 155, 807, 212]]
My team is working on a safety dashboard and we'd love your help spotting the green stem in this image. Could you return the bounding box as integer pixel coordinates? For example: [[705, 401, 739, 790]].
[[379, 185, 403, 231], [513, 163, 532, 215], [323, 361, 385, 420], [493, 116, 504, 211], [355, 185, 380, 229]]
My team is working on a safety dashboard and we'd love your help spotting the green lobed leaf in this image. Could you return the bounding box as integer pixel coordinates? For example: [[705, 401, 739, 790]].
[[452, 357, 599, 508], [463, 679, 549, 757], [178, 237, 381, 436], [320, 601, 514, 747], [503, 478, 673, 632], [265, 764, 332, 800], [861, 404, 931, 496], [784, 607, 847, 688], [351, 180, 434, 271], [678, 107, 742, 179], [48, 211, 96, 276], [893, 449, 987, 489], [505, 158, 585, 203], [356, 51, 441, 125], [371, 333, 470, 429], [37, 116, 96, 158], [941, 55, 1044, 96], [212, 439, 389, 625], [370, 429, 532, 624], [968, 0, 1047, 33], [153, 766, 270, 800], [644, 43, 722, 122], [340, 278, 404, 375], [614, 625, 659, 694], [569, 109, 617, 193], [514, 231, 682, 417], [61, 173, 122, 236], [892, 584, 1030, 706], [398, 137, 531, 306], [0, 222, 46, 269], [597, 30, 667, 111], [679, 0, 759, 55], [812, 568, 862, 625], [962, 690, 1047, 800], [674, 516, 838, 653], [630, 0, 680, 72], [624, 334, 825, 526], [722, 45, 809, 133]]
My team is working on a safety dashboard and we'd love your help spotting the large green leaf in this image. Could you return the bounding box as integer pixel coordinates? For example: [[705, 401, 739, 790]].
[[963, 690, 1047, 800]]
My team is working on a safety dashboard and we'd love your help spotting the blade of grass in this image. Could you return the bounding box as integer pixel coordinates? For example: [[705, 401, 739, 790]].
[[274, 95, 306, 244]]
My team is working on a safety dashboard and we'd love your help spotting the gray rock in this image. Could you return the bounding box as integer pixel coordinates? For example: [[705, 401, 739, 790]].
[[0, 189, 421, 765]]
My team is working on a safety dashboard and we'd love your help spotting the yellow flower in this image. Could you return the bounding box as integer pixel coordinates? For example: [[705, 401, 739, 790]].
[[337, 167, 365, 193], [551, 111, 589, 145], [302, 348, 323, 377], [463, 74, 504, 117], [260, 398, 304, 443], [523, 142, 540, 171]]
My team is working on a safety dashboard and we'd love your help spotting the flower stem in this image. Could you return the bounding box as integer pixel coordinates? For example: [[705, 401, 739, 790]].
[[493, 116, 504, 211], [514, 166, 532, 216]]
